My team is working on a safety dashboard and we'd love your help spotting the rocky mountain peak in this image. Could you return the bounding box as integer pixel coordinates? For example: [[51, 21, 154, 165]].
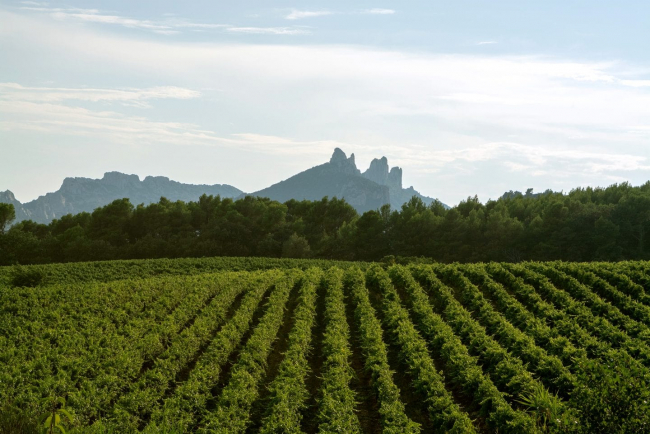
[[0, 190, 17, 202], [388, 166, 403, 190], [362, 156, 402, 191], [362, 157, 389, 185], [329, 148, 360, 176], [101, 172, 141, 187]]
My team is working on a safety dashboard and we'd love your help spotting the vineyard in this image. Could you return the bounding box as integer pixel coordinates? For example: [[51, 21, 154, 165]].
[[2, 258, 650, 433]]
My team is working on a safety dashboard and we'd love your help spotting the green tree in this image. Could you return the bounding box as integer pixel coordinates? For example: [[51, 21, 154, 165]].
[[0, 203, 16, 234], [282, 233, 311, 258]]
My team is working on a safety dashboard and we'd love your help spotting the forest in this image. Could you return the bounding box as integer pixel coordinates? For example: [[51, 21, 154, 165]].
[[0, 181, 649, 266]]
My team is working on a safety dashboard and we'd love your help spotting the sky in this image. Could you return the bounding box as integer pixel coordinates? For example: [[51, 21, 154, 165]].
[[1, 0, 649, 207]]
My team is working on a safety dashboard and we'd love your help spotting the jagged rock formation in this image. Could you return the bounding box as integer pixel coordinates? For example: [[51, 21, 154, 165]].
[[360, 154, 440, 210], [2, 172, 242, 224], [248, 148, 442, 213], [248, 149, 390, 213]]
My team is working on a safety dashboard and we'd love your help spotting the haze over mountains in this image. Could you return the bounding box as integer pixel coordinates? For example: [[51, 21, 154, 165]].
[[1, 149, 442, 224]]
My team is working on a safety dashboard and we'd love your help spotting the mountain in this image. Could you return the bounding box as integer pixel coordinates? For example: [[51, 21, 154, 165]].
[[2, 172, 242, 224], [247, 148, 442, 213], [1, 149, 442, 224]]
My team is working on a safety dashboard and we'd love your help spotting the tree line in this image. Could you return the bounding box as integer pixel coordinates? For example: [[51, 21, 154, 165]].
[[0, 181, 649, 265]]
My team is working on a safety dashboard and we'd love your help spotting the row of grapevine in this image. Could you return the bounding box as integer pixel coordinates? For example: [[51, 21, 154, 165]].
[[144, 272, 283, 432], [591, 265, 650, 307], [258, 268, 322, 433], [108, 272, 280, 431], [316, 268, 362, 433], [418, 264, 575, 400], [505, 264, 650, 367], [559, 263, 650, 326], [75, 274, 228, 424], [0, 256, 369, 288], [369, 265, 539, 433], [532, 264, 650, 344], [3, 260, 650, 432], [487, 264, 619, 359], [363, 266, 476, 433], [344, 267, 422, 433], [616, 264, 650, 293], [461, 263, 588, 368], [1, 273, 236, 424], [199, 270, 299, 432]]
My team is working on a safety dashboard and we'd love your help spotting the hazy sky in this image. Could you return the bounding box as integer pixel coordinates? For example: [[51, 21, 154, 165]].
[[1, 1, 649, 206]]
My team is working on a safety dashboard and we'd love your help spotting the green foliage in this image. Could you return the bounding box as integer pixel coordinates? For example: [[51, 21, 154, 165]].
[[259, 269, 321, 433], [379, 265, 537, 433], [201, 271, 298, 432], [40, 397, 74, 434], [0, 202, 16, 234], [147, 272, 283, 433], [365, 266, 475, 433], [345, 268, 421, 433], [3, 260, 650, 433], [9, 265, 46, 287], [282, 233, 311, 259], [0, 401, 39, 434], [516, 383, 575, 433], [2, 181, 650, 266], [316, 268, 362, 433], [570, 352, 650, 433]]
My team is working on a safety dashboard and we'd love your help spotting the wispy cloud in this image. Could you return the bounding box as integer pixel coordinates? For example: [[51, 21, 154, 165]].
[[19, 6, 293, 35], [226, 27, 310, 35], [0, 83, 200, 107], [620, 79, 650, 88], [477, 40, 497, 45], [21, 6, 227, 34], [49, 11, 178, 34], [285, 10, 333, 20], [363, 8, 395, 15], [285, 8, 395, 20], [411, 142, 650, 173], [20, 1, 49, 6], [0, 100, 350, 159]]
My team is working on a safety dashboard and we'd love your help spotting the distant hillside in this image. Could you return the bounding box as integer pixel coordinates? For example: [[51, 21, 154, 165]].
[[248, 148, 443, 213], [1, 172, 242, 224], [1, 148, 443, 223]]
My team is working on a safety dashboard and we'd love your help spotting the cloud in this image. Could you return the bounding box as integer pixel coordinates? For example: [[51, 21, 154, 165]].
[[2, 9, 650, 202], [0, 100, 351, 158], [3, 99, 646, 198], [418, 142, 650, 173], [477, 41, 497, 45], [0, 83, 201, 107], [285, 8, 395, 19], [620, 79, 650, 88], [362, 9, 395, 15], [285, 10, 333, 20], [226, 27, 310, 35], [19, 5, 392, 35], [19, 6, 233, 34]]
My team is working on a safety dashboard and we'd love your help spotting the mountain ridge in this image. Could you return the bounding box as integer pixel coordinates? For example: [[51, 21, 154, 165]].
[[2, 149, 444, 224], [247, 148, 440, 213], [2, 173, 242, 224]]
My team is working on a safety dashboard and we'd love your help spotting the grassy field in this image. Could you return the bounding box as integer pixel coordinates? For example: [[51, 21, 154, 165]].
[[2, 258, 650, 433]]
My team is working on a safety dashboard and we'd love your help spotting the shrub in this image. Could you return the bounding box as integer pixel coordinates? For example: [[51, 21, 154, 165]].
[[10, 265, 46, 287], [570, 351, 650, 433]]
